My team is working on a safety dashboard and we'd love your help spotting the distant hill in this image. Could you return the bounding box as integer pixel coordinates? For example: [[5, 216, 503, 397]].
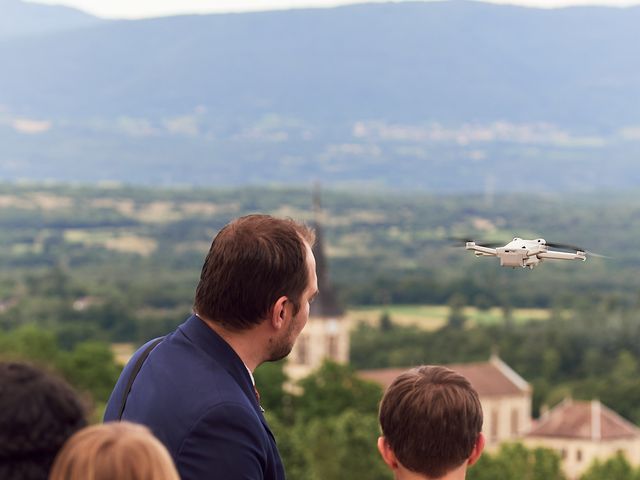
[[0, 0, 102, 39], [2, 1, 640, 127], [0, 1, 639, 191]]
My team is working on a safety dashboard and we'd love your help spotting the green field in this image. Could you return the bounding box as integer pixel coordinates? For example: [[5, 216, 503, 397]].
[[347, 304, 550, 330], [108, 304, 551, 367]]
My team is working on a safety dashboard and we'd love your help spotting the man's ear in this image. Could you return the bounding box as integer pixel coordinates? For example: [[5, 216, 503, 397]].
[[377, 436, 399, 470], [270, 296, 291, 330], [467, 432, 485, 467]]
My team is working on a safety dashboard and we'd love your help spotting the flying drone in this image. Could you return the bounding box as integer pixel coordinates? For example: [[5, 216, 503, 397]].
[[459, 237, 590, 269]]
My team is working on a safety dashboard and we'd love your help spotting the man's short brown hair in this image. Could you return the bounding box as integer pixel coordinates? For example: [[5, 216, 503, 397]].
[[193, 214, 315, 330], [378, 365, 483, 478]]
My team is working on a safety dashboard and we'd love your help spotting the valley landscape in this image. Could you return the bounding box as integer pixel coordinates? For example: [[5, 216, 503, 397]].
[[3, 0, 640, 477]]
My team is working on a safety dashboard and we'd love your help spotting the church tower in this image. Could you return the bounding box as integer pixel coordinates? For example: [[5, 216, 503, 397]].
[[286, 189, 350, 382]]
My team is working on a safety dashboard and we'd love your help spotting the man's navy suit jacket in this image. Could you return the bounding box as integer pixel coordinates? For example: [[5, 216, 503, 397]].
[[104, 314, 285, 480]]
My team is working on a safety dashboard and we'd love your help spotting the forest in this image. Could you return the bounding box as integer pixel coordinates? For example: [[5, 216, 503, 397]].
[[2, 183, 640, 479]]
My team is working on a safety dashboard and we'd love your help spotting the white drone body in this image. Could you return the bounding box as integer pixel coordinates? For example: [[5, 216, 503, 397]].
[[466, 237, 587, 269]]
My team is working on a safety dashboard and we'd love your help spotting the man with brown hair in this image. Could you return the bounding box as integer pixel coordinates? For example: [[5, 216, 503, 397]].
[[377, 365, 485, 480], [105, 214, 318, 480]]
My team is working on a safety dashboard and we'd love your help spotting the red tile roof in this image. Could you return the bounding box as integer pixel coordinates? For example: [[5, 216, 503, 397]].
[[358, 355, 530, 397], [358, 368, 407, 390], [528, 399, 640, 440]]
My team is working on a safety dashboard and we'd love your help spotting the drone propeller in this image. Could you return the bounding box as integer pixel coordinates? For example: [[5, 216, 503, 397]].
[[448, 237, 474, 245], [544, 241, 585, 252], [587, 252, 610, 258], [449, 237, 502, 248], [475, 241, 504, 248]]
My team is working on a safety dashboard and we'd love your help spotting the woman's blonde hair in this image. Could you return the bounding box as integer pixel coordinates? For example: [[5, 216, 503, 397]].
[[49, 421, 179, 480]]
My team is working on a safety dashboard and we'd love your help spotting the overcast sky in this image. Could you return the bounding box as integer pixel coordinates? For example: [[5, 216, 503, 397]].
[[27, 0, 640, 19]]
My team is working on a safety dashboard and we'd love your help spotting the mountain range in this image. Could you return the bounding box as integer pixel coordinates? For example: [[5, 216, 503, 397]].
[[0, 0, 100, 39], [1, 0, 639, 191]]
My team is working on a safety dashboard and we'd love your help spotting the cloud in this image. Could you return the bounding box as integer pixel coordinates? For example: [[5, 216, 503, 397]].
[[163, 115, 199, 137], [12, 118, 52, 134]]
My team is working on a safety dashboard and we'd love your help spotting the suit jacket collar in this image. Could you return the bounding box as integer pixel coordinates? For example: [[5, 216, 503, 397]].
[[179, 314, 266, 418]]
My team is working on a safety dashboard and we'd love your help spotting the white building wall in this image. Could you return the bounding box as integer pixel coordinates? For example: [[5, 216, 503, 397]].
[[286, 316, 350, 382], [524, 436, 640, 480], [481, 394, 532, 448]]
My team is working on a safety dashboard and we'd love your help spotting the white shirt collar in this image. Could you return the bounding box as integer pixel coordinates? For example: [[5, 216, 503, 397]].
[[244, 363, 256, 386]]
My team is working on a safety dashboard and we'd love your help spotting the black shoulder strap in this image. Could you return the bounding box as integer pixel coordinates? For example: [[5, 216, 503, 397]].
[[117, 337, 164, 420]]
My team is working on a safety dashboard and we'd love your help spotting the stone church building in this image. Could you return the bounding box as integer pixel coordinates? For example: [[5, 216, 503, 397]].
[[285, 208, 350, 382]]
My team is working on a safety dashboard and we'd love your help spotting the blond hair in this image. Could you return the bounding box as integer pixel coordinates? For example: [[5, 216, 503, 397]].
[[49, 422, 179, 480]]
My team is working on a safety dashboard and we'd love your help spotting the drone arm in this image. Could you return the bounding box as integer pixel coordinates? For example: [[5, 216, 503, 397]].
[[466, 243, 497, 256], [537, 250, 586, 261]]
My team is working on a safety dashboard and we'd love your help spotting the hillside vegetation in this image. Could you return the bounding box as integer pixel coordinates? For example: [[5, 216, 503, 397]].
[[2, 184, 636, 325], [4, 184, 640, 478]]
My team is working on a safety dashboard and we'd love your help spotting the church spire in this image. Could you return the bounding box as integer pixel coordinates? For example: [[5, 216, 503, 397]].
[[310, 185, 344, 318]]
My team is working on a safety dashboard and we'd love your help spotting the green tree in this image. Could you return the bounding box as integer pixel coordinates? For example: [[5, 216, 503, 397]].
[[0, 326, 121, 407], [542, 348, 561, 381], [501, 302, 514, 325], [88, 301, 138, 341], [295, 361, 383, 423], [474, 294, 493, 311], [264, 412, 310, 480], [580, 452, 637, 480], [447, 293, 467, 329], [467, 452, 503, 480], [0, 325, 60, 364], [305, 416, 342, 480], [378, 311, 394, 332], [305, 410, 390, 480], [595, 351, 640, 424], [26, 266, 75, 298], [57, 341, 122, 403], [468, 443, 565, 480], [254, 360, 290, 421]]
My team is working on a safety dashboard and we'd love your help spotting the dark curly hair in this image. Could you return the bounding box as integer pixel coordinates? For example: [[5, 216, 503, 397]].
[[0, 362, 87, 480]]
